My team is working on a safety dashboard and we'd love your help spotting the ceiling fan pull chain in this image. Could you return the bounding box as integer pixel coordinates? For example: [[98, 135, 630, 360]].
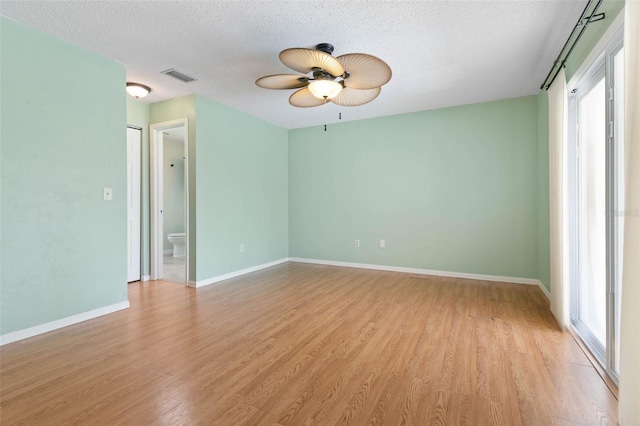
[[324, 97, 329, 131]]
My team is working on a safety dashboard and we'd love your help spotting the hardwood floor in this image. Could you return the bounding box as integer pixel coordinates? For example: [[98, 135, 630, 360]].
[[0, 262, 618, 425]]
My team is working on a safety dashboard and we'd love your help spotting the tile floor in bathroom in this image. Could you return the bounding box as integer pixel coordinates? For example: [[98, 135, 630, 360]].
[[163, 254, 186, 284]]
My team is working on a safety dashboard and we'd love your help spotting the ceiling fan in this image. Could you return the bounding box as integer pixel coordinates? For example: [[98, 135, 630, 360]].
[[255, 43, 392, 108]]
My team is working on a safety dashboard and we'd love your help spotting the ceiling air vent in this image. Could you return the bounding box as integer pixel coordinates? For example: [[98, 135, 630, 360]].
[[161, 69, 197, 83]]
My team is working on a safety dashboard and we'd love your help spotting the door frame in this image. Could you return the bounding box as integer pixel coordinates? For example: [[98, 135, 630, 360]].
[[150, 118, 189, 283], [566, 15, 624, 384], [126, 125, 143, 282]]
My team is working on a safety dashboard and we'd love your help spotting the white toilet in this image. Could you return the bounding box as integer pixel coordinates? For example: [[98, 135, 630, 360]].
[[167, 233, 186, 257]]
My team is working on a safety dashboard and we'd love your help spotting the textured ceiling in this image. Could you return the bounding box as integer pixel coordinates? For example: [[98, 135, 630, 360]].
[[0, 1, 585, 129]]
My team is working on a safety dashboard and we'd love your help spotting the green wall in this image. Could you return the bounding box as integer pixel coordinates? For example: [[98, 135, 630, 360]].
[[126, 98, 150, 277], [149, 95, 289, 282], [289, 96, 539, 279], [194, 96, 289, 280], [0, 18, 128, 334]]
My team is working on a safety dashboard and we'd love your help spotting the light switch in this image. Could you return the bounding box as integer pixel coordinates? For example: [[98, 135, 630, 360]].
[[103, 187, 113, 201]]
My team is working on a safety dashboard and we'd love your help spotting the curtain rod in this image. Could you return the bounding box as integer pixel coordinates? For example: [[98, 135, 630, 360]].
[[540, 0, 606, 90]]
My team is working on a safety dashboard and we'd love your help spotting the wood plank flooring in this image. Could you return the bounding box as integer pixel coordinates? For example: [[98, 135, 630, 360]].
[[0, 262, 618, 425]]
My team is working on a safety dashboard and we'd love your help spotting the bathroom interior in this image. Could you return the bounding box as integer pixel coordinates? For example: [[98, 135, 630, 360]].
[[163, 128, 186, 284]]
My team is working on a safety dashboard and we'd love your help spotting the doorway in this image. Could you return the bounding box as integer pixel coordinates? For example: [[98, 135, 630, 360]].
[[150, 119, 189, 285]]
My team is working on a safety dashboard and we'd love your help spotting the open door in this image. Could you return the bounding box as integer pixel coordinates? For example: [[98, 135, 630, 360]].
[[127, 126, 142, 282]]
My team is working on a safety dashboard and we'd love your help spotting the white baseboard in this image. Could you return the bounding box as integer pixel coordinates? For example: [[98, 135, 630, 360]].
[[188, 256, 552, 300], [188, 258, 289, 288], [141, 275, 151, 282], [0, 300, 130, 346], [536, 280, 551, 300], [289, 257, 544, 286]]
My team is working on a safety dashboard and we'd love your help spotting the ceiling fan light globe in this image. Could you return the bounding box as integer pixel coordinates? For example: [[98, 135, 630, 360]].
[[308, 80, 342, 99]]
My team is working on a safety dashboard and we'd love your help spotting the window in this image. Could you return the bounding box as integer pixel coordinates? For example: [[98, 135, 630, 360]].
[[568, 31, 623, 383]]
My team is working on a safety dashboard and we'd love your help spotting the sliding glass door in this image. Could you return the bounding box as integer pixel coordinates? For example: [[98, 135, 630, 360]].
[[570, 40, 624, 383], [575, 74, 607, 356]]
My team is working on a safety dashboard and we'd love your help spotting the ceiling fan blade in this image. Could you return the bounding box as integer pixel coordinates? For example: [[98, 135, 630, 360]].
[[280, 48, 345, 77], [255, 74, 309, 89], [337, 53, 392, 90], [330, 86, 381, 107], [289, 88, 328, 108]]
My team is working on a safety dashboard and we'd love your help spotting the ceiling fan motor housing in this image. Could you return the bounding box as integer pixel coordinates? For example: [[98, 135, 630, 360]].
[[312, 68, 335, 81], [315, 43, 334, 55], [314, 44, 343, 78]]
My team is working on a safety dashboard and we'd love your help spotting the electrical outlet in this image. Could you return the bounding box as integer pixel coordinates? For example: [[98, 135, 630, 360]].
[[103, 187, 113, 201], [355, 239, 360, 248], [240, 243, 245, 253], [380, 239, 385, 248]]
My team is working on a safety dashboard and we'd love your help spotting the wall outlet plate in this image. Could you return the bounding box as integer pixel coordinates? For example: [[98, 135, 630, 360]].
[[103, 187, 113, 201], [355, 239, 360, 247]]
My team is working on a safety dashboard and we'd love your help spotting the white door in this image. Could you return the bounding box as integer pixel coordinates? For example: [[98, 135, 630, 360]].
[[127, 127, 142, 282]]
